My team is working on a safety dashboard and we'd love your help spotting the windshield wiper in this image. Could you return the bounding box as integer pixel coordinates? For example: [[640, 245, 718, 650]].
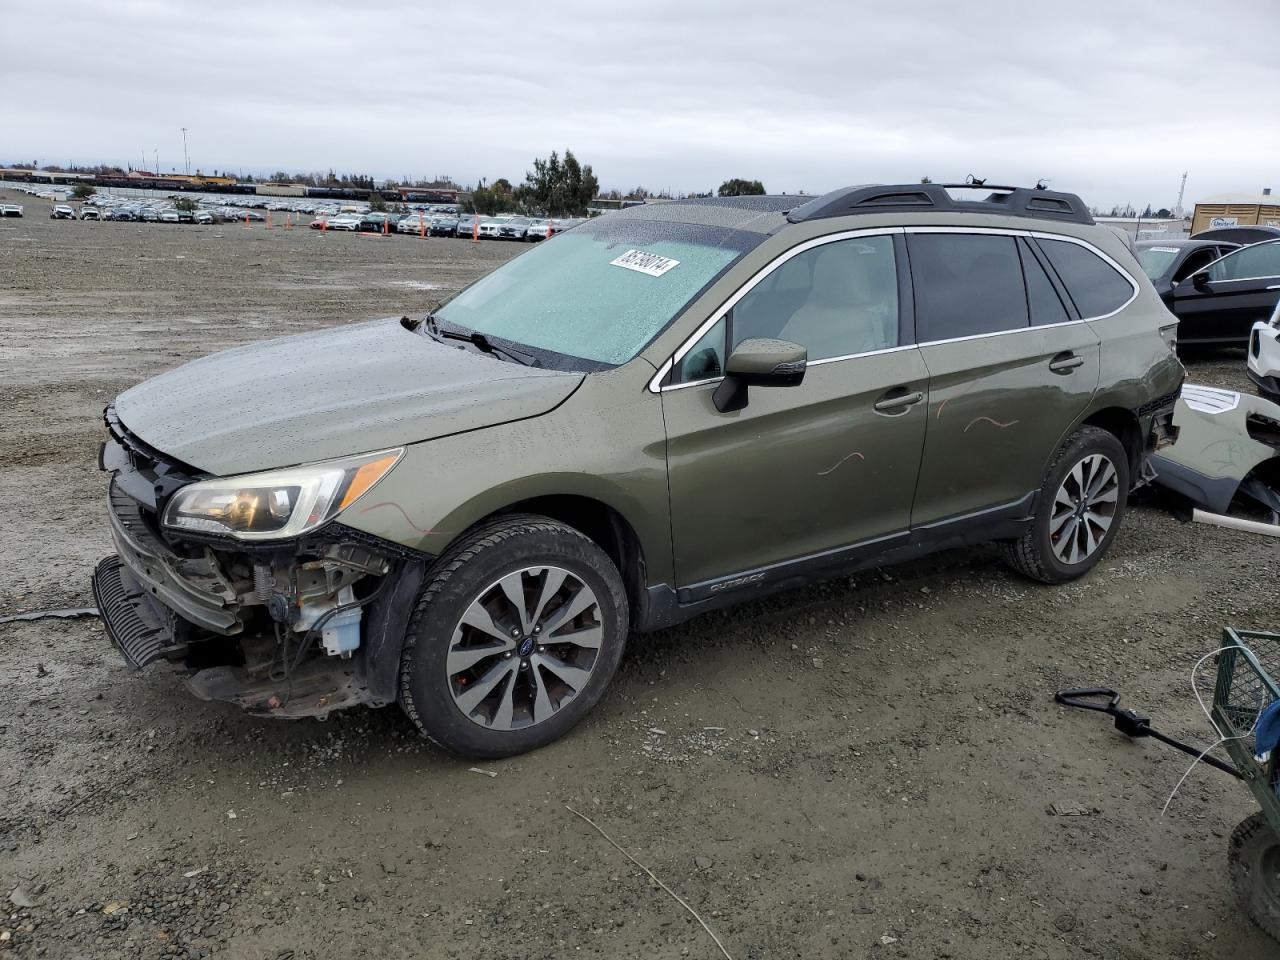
[[423, 316, 539, 367]]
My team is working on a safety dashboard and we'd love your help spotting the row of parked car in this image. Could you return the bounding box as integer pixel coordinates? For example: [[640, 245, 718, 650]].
[[42, 191, 585, 242], [309, 211, 585, 241]]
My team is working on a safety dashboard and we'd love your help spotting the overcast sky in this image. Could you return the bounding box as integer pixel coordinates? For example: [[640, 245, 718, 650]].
[[5, 0, 1277, 209]]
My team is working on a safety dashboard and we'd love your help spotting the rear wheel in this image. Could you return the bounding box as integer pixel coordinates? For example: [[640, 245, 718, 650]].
[[398, 514, 628, 758], [1000, 425, 1129, 583], [1229, 812, 1280, 942]]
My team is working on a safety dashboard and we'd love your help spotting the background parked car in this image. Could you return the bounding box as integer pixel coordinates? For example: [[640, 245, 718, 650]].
[[79, 207, 101, 220], [477, 217, 504, 239], [397, 212, 429, 235], [1192, 224, 1280, 246], [497, 216, 533, 240], [0, 203, 23, 217], [430, 214, 459, 236], [1137, 239, 1238, 288], [1160, 238, 1280, 347], [358, 213, 395, 233], [326, 214, 362, 231], [50, 205, 76, 219], [454, 214, 480, 237]]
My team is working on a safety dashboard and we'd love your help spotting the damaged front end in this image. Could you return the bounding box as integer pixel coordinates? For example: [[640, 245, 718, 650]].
[[91, 407, 423, 718]]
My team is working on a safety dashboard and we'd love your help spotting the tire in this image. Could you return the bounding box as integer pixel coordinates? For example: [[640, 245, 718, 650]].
[[398, 513, 629, 758], [1000, 425, 1129, 584], [1229, 812, 1280, 942]]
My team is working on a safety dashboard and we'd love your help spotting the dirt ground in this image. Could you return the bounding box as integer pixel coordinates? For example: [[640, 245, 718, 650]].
[[1, 187, 1276, 960]]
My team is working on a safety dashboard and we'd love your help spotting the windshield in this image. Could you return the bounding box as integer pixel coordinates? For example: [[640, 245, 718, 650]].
[[1137, 245, 1180, 280], [435, 218, 761, 366]]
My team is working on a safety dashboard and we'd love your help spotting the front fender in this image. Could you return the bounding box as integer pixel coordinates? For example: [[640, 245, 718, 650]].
[[338, 365, 674, 584]]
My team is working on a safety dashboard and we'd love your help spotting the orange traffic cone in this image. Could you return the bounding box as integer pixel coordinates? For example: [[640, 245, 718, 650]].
[[419, 213, 425, 239], [471, 214, 480, 243]]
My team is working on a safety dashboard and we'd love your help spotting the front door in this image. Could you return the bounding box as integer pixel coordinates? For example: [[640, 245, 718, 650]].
[[661, 232, 929, 590], [1172, 240, 1280, 344]]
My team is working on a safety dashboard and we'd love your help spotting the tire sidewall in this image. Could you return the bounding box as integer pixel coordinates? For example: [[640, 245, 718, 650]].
[[1229, 812, 1280, 940], [1033, 429, 1130, 581], [402, 522, 628, 758]]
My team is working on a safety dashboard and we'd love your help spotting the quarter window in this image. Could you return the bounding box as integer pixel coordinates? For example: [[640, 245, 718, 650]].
[[675, 317, 725, 383], [1037, 237, 1134, 318], [1018, 238, 1070, 326], [729, 235, 900, 361], [908, 233, 1028, 340], [1206, 240, 1280, 282]]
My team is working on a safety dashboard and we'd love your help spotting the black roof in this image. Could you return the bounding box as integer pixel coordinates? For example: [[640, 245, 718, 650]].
[[1191, 224, 1280, 242], [787, 183, 1094, 226]]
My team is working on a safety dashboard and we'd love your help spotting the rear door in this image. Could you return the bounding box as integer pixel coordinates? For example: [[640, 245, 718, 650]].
[[661, 231, 930, 590], [907, 230, 1110, 526], [1171, 240, 1280, 343]]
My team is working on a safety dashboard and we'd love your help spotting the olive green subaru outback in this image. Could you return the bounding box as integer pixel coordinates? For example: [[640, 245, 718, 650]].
[[93, 183, 1182, 757]]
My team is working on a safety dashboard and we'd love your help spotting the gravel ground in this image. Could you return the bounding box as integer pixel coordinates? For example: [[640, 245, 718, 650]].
[[0, 188, 1276, 959]]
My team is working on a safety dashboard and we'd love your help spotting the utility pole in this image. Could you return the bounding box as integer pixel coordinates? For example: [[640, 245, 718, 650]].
[[1174, 172, 1187, 218], [181, 127, 190, 175], [154, 149, 159, 174]]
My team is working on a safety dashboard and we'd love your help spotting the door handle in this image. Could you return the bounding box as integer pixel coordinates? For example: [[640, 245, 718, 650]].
[[873, 389, 924, 413], [1267, 284, 1280, 290], [1048, 352, 1085, 374]]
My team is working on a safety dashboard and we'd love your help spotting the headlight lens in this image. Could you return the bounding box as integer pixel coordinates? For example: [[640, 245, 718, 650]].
[[162, 449, 402, 541]]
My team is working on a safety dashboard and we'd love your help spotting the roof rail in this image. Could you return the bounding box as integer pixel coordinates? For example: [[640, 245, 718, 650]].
[[786, 183, 1094, 226]]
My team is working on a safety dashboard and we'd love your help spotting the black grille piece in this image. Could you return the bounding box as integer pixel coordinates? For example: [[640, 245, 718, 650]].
[[91, 556, 184, 668]]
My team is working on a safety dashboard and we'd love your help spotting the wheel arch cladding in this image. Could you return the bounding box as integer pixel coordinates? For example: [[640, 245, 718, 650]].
[[1082, 406, 1142, 479]]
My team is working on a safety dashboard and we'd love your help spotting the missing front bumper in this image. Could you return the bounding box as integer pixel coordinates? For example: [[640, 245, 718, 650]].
[[92, 553, 380, 717]]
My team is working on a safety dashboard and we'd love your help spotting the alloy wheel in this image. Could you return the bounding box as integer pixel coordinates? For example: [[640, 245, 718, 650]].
[[1050, 453, 1119, 564], [447, 565, 603, 731]]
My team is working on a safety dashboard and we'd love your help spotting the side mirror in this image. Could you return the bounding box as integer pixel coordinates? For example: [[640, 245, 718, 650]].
[[1152, 279, 1175, 306], [712, 337, 807, 413], [1191, 271, 1213, 292]]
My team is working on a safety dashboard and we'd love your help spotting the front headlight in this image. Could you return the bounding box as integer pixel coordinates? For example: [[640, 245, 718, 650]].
[[162, 449, 402, 541]]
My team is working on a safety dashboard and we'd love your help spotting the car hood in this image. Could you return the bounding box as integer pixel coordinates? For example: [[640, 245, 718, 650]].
[[114, 317, 583, 476]]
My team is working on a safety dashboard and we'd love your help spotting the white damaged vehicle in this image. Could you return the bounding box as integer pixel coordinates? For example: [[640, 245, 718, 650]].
[[1248, 300, 1280, 399]]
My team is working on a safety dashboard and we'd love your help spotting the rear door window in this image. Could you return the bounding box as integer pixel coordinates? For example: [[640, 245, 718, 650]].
[[1036, 237, 1135, 318], [908, 233, 1028, 341]]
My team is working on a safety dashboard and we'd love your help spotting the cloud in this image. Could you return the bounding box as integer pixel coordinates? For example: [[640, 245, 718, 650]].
[[4, 0, 1277, 207]]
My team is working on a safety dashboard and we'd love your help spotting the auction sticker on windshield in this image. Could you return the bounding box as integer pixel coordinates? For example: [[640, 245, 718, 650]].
[[610, 249, 680, 277]]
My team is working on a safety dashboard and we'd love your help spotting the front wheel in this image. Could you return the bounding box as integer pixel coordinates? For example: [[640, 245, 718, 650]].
[[398, 514, 628, 758], [1000, 425, 1129, 584], [1229, 812, 1280, 942]]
